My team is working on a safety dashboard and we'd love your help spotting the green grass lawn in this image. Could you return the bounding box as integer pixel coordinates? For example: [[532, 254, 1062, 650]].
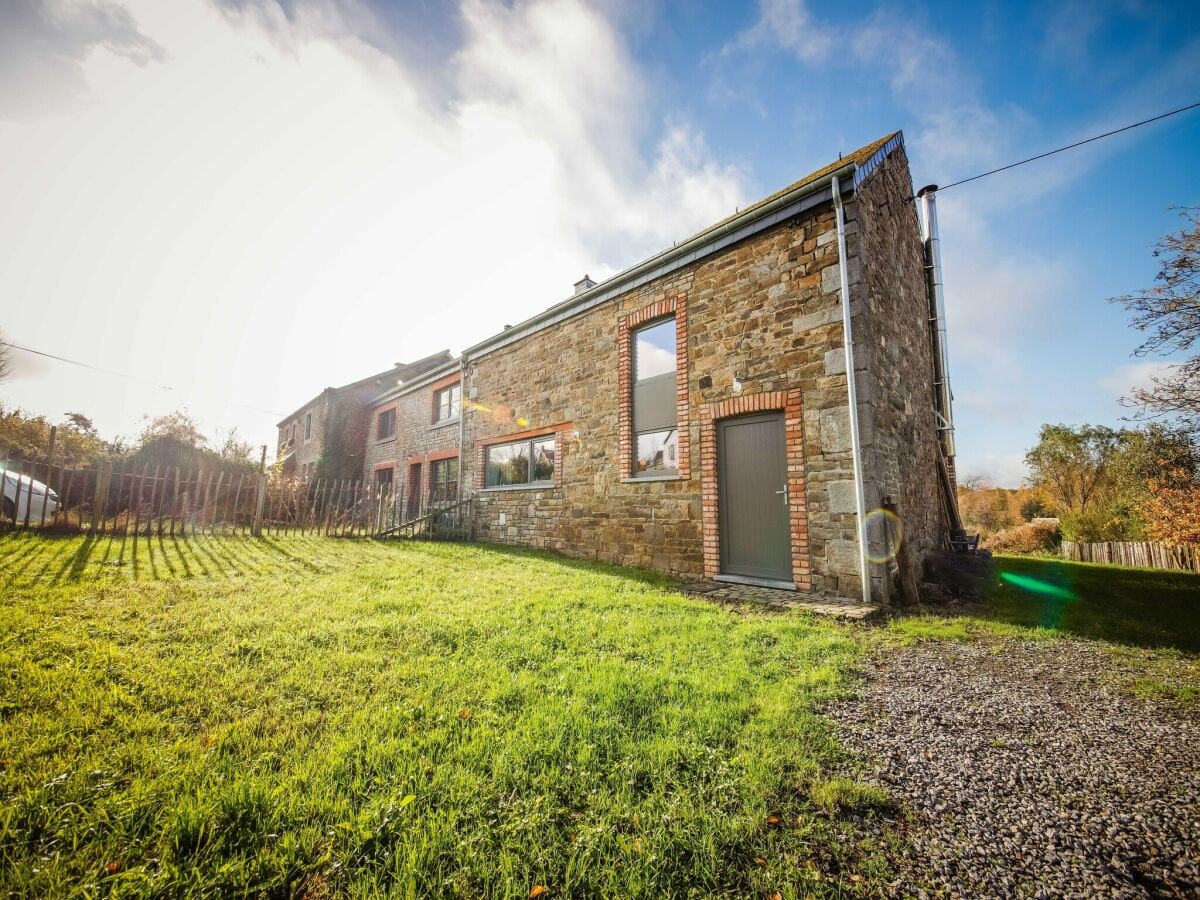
[[0, 533, 887, 898], [979, 555, 1200, 652]]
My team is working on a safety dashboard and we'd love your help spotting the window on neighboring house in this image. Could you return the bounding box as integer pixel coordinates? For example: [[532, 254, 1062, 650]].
[[434, 383, 461, 423], [430, 457, 459, 503], [377, 408, 396, 441], [304, 412, 313, 441], [485, 436, 555, 488], [376, 467, 394, 492], [632, 317, 678, 476]]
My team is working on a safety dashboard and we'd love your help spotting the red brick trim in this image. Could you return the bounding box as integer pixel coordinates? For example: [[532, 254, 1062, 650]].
[[617, 293, 689, 479], [426, 448, 459, 463], [699, 389, 811, 590], [475, 422, 571, 489], [372, 402, 398, 441], [427, 372, 461, 393], [373, 461, 396, 472], [405, 454, 425, 467]]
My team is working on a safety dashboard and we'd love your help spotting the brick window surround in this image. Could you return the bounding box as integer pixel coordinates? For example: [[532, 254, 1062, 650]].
[[618, 293, 689, 480], [476, 423, 569, 490], [699, 389, 811, 590], [428, 373, 462, 424], [373, 402, 398, 442]]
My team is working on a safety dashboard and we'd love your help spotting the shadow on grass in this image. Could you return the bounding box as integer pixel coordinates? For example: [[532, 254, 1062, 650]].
[[974, 555, 1200, 654], [411, 539, 676, 590]]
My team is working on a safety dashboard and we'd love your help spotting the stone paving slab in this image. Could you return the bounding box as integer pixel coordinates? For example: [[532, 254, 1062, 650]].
[[680, 580, 880, 620]]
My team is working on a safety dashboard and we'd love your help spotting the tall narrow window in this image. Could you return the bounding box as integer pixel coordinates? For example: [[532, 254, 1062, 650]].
[[376, 467, 394, 492], [633, 318, 678, 476], [377, 408, 396, 440], [430, 458, 459, 503], [434, 384, 461, 423], [304, 412, 313, 441]]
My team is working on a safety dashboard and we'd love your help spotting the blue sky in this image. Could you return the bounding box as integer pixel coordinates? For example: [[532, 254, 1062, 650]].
[[1, 0, 1198, 485]]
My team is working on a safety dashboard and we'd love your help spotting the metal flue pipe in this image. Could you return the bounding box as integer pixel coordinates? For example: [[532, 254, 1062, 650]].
[[917, 185, 956, 459]]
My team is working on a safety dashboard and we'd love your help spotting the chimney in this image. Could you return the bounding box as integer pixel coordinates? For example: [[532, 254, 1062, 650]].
[[574, 274, 597, 295]]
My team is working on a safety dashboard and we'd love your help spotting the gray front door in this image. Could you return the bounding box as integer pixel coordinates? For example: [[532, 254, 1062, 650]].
[[718, 412, 791, 582]]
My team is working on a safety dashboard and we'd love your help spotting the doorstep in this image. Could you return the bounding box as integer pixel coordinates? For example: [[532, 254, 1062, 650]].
[[680, 580, 881, 620]]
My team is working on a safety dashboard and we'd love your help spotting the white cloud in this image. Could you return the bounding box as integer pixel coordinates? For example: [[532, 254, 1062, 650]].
[[0, 0, 165, 121], [1097, 361, 1180, 403], [0, 0, 748, 452]]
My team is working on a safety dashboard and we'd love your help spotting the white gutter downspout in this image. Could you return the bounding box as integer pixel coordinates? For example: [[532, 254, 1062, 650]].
[[457, 355, 467, 503], [831, 175, 872, 605]]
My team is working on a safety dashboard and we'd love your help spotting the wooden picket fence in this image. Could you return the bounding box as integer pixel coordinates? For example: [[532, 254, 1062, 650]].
[[0, 435, 462, 539], [1061, 540, 1200, 574]]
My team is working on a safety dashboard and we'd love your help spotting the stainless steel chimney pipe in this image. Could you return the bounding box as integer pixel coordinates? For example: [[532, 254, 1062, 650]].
[[917, 185, 956, 459]]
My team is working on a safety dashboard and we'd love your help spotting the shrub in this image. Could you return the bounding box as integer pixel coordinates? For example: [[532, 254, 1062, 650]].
[[982, 521, 1060, 554]]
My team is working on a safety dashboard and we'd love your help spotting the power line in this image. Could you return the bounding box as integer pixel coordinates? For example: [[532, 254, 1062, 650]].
[[1, 340, 285, 418], [937, 99, 1200, 192]]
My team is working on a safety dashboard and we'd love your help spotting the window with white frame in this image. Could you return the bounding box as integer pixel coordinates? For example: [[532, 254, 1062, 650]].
[[377, 407, 396, 440], [485, 436, 555, 488], [434, 383, 461, 423], [430, 457, 459, 502], [632, 318, 678, 476]]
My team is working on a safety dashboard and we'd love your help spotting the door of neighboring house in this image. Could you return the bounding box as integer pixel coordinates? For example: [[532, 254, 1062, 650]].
[[717, 412, 792, 583], [407, 463, 422, 519]]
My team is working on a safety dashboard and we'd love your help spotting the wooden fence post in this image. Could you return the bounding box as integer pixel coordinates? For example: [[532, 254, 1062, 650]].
[[39, 426, 57, 528]]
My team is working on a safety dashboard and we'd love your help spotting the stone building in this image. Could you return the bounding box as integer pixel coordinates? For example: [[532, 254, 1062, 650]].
[[276, 351, 452, 480], [313, 130, 956, 604], [362, 355, 462, 520]]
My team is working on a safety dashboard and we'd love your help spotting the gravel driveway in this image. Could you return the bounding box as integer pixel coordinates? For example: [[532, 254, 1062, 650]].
[[828, 639, 1200, 898]]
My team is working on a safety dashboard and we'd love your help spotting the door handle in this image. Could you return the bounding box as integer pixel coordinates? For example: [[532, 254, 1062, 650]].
[[775, 485, 788, 506]]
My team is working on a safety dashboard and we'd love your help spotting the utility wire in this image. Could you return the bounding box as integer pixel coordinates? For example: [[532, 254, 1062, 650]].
[[0, 340, 285, 418], [937, 100, 1200, 192]]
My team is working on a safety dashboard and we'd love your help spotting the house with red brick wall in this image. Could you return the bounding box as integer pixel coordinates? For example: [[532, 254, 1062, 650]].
[[453, 132, 958, 604], [362, 355, 463, 522], [276, 350, 452, 481]]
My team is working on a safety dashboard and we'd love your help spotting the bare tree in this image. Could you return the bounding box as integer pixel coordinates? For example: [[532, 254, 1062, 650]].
[[0, 331, 11, 384], [1110, 206, 1200, 430]]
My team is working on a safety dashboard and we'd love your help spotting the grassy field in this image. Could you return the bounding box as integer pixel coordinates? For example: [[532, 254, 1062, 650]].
[[886, 554, 1200, 654], [980, 554, 1200, 652], [0, 533, 888, 898]]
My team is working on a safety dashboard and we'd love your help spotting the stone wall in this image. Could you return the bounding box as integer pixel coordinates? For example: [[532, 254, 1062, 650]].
[[277, 395, 327, 477], [463, 201, 870, 595], [852, 143, 950, 600]]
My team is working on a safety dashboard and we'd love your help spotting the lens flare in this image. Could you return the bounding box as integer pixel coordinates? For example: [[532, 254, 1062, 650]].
[[864, 507, 903, 564], [999, 571, 1078, 601]]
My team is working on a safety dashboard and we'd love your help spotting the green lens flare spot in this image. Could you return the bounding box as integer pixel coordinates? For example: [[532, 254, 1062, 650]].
[[999, 571, 1078, 601]]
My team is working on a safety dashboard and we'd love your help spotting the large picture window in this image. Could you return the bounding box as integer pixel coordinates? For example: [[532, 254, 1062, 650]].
[[434, 384, 461, 423], [485, 436, 556, 488], [633, 317, 678, 476]]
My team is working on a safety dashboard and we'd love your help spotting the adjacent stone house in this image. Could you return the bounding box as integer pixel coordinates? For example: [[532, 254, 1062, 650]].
[[362, 356, 463, 520], [292, 131, 957, 604], [276, 351, 452, 480]]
